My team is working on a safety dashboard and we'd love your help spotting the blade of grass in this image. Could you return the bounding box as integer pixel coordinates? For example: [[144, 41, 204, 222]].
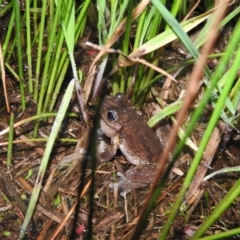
[[0, 1, 14, 17], [48, 0, 54, 43], [148, 99, 182, 127], [25, 0, 33, 93], [14, 0, 25, 109], [118, 0, 134, 92], [34, 0, 47, 102], [49, 0, 91, 112], [197, 227, 240, 240], [204, 166, 240, 182], [122, 0, 133, 55], [0, 112, 78, 137], [49, 57, 70, 111], [191, 179, 240, 239], [108, 0, 117, 35], [149, 89, 198, 151], [6, 112, 14, 167], [19, 79, 75, 240], [133, 8, 147, 50], [130, 6, 212, 58], [110, 0, 129, 36], [97, 0, 107, 45], [132, 0, 211, 78], [61, 1, 77, 79], [60, 1, 90, 127], [165, 0, 181, 30], [2, 6, 15, 58], [195, 5, 240, 49], [75, 0, 91, 39], [131, 4, 164, 101], [89, 0, 150, 73], [160, 20, 240, 239], [0, 42, 10, 112], [131, 2, 228, 239], [40, 0, 64, 112], [189, 48, 240, 239], [33, 0, 38, 37], [41, 0, 72, 113]]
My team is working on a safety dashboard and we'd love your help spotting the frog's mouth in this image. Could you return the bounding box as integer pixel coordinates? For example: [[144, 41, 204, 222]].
[[99, 118, 119, 138]]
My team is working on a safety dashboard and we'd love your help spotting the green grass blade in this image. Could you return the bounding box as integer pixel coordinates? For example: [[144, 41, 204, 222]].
[[2, 6, 15, 58], [165, 0, 181, 30], [0, 1, 14, 17], [61, 2, 78, 79], [14, 0, 25, 109], [6, 112, 14, 167], [190, 46, 240, 240], [160, 21, 240, 239], [148, 100, 182, 127], [111, 0, 129, 36], [191, 179, 240, 239], [18, 79, 75, 239], [197, 227, 240, 240], [34, 0, 47, 102], [129, 10, 211, 61], [25, 0, 33, 93], [97, 0, 107, 45], [195, 5, 240, 49], [150, 0, 200, 60], [40, 0, 63, 112], [42, 0, 72, 112]]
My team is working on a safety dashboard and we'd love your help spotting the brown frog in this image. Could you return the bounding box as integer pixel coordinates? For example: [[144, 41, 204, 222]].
[[98, 93, 167, 196]]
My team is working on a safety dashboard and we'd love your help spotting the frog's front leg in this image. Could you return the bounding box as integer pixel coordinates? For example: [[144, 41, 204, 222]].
[[109, 165, 157, 196], [97, 130, 119, 162]]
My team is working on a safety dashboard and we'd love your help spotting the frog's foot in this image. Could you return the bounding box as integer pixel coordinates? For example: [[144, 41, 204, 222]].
[[109, 172, 147, 197]]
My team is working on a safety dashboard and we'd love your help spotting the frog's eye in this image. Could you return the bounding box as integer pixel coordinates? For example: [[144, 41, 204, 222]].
[[106, 110, 117, 121]]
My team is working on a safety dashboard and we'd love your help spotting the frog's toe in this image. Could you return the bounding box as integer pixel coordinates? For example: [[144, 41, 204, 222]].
[[109, 172, 147, 197]]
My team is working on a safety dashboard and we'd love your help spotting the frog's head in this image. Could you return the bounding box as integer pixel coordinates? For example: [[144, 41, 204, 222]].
[[100, 94, 130, 138]]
